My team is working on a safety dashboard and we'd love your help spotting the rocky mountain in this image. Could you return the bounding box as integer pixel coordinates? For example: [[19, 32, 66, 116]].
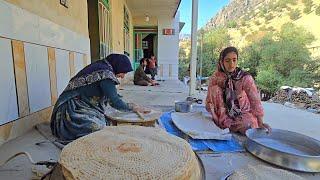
[[204, 0, 270, 30], [202, 0, 320, 53]]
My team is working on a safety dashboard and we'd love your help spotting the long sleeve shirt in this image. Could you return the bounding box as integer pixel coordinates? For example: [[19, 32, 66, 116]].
[[134, 65, 152, 83], [205, 71, 264, 129], [78, 79, 131, 111]]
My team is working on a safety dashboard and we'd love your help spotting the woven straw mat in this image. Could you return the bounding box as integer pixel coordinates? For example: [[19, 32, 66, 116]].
[[59, 126, 201, 180]]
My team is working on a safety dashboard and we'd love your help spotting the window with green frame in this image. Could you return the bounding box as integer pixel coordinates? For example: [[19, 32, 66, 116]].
[[98, 0, 112, 58], [124, 6, 130, 56]]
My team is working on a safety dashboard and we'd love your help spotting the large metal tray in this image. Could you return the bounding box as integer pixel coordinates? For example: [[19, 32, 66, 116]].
[[245, 128, 320, 172]]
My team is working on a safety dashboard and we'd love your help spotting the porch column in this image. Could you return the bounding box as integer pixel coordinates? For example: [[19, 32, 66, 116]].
[[189, 0, 198, 95]]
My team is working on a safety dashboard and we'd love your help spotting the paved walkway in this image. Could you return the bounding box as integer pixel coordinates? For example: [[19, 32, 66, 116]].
[[121, 80, 320, 179], [121, 80, 320, 141], [0, 79, 319, 179]]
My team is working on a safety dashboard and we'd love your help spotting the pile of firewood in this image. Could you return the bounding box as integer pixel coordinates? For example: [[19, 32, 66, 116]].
[[291, 91, 312, 105], [269, 90, 290, 104], [270, 89, 320, 113]]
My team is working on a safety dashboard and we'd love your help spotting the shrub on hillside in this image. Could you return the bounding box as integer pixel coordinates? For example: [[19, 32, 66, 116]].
[[254, 20, 261, 26], [248, 12, 255, 19], [303, 0, 313, 14], [259, 7, 268, 17], [240, 20, 246, 26], [259, 25, 267, 31], [226, 20, 237, 28], [304, 5, 312, 14], [275, 0, 297, 10], [265, 13, 274, 21], [289, 9, 301, 20], [302, 0, 313, 7], [316, 6, 320, 16], [267, 26, 276, 32], [268, 2, 277, 10], [243, 14, 251, 21], [240, 28, 246, 36]]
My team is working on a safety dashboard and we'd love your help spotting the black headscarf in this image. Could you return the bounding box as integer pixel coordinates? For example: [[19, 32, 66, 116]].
[[105, 54, 133, 74], [64, 54, 133, 91]]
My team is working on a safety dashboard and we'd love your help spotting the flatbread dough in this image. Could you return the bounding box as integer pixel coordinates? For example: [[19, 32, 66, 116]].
[[228, 164, 304, 180], [59, 126, 201, 180], [105, 107, 161, 123], [171, 112, 231, 140]]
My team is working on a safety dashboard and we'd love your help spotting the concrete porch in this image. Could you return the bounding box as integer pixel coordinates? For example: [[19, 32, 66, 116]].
[[0, 80, 319, 179]]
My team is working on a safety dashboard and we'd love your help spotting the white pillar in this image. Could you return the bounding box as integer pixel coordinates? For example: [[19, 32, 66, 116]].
[[189, 0, 198, 95]]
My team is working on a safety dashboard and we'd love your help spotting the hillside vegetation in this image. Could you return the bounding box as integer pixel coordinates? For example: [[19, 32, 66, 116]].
[[179, 0, 320, 95]]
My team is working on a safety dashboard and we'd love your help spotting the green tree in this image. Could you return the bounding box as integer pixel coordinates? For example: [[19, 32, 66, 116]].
[[256, 68, 283, 94], [286, 69, 315, 87], [199, 27, 231, 77], [279, 23, 314, 45], [240, 23, 316, 94], [240, 33, 274, 78], [178, 40, 191, 80]]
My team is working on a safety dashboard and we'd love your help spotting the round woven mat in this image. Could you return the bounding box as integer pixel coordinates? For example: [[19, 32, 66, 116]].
[[59, 126, 201, 180]]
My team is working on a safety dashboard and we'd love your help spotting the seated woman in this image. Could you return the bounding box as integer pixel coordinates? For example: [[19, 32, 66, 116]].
[[206, 47, 270, 134], [51, 54, 145, 142], [134, 58, 158, 86]]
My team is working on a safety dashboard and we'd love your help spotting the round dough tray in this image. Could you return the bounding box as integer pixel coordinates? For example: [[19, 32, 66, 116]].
[[245, 128, 320, 172]]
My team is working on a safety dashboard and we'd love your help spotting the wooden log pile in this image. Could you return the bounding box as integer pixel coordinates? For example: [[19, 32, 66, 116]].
[[269, 89, 290, 104], [291, 91, 312, 105], [270, 89, 320, 113]]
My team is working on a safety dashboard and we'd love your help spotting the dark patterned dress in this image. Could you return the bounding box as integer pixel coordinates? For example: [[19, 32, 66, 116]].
[[51, 54, 133, 142]]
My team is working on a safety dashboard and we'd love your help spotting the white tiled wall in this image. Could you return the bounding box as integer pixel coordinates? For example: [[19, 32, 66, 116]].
[[171, 64, 179, 78], [157, 13, 180, 80], [74, 53, 84, 74], [24, 43, 51, 113], [56, 49, 70, 96], [159, 63, 178, 79], [0, 38, 19, 124], [0, 1, 39, 45], [0, 0, 90, 56]]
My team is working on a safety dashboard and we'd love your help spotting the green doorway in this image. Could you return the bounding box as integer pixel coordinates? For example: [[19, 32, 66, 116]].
[[133, 27, 158, 70]]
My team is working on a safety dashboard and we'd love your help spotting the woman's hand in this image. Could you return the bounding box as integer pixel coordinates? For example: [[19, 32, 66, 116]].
[[257, 117, 271, 133], [149, 80, 159, 86], [230, 121, 252, 135], [132, 104, 151, 114]]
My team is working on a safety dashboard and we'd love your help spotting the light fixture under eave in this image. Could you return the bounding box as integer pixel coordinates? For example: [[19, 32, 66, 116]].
[[145, 15, 150, 22]]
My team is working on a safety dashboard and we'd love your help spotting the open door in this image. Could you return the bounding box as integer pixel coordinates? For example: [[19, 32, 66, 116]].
[[133, 27, 158, 70]]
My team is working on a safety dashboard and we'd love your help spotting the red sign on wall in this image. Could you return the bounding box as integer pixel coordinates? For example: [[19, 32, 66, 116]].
[[163, 29, 175, 35]]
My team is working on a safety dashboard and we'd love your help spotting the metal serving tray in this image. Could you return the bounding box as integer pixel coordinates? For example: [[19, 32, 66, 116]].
[[245, 128, 320, 172]]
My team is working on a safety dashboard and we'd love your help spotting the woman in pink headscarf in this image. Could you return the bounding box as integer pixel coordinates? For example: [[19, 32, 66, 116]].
[[206, 47, 270, 134]]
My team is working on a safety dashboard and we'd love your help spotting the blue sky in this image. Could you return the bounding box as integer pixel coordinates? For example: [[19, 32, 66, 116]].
[[179, 0, 230, 34]]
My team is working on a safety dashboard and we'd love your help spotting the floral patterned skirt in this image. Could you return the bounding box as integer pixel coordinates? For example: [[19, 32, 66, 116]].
[[51, 95, 109, 142]]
